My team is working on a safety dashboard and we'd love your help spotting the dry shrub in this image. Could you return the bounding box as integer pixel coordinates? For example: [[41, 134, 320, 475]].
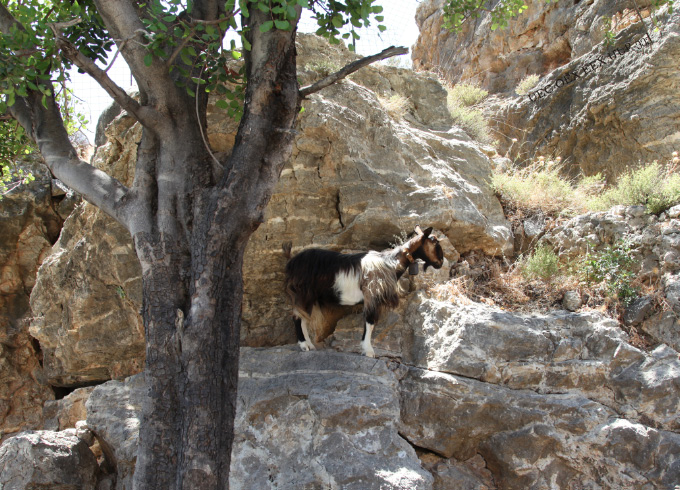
[[491, 156, 602, 217], [379, 94, 410, 120]]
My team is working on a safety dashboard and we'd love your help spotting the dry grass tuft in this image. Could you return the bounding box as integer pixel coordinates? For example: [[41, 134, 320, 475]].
[[379, 94, 411, 120]]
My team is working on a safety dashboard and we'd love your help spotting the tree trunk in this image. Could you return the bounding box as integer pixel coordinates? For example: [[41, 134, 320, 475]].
[[130, 7, 301, 489]]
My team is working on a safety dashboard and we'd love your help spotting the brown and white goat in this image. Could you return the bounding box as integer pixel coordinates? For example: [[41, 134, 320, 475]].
[[284, 226, 444, 357]]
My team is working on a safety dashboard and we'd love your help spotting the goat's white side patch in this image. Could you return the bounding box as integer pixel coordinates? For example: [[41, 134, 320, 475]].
[[361, 322, 375, 358], [333, 270, 363, 305]]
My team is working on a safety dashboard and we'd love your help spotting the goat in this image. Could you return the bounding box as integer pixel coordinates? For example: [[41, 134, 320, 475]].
[[283, 226, 445, 357]]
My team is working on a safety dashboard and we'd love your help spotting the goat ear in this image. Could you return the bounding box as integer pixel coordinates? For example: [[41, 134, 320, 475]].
[[422, 227, 433, 238], [414, 225, 423, 236]]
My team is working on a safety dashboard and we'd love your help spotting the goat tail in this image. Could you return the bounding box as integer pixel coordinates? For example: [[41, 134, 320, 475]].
[[282, 241, 293, 260]]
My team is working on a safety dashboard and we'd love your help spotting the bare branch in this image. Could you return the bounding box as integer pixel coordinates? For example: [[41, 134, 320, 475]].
[[299, 46, 409, 98]]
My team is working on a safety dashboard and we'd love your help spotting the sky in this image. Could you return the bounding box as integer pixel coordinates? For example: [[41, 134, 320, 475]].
[[68, 0, 422, 143]]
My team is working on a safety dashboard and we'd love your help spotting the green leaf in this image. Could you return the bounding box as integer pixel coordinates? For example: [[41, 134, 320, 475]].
[[239, 0, 250, 17], [144, 53, 153, 66], [163, 15, 177, 22], [331, 15, 343, 28], [216, 99, 229, 109], [274, 19, 290, 30], [377, 24, 387, 32], [260, 20, 274, 32]]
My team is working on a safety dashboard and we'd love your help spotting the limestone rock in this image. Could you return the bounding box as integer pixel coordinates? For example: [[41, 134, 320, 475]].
[[414, 1, 680, 178], [72, 345, 680, 490], [232, 347, 432, 490], [490, 9, 680, 178], [86, 374, 144, 490], [0, 430, 99, 490], [562, 290, 582, 311], [0, 160, 63, 438], [28, 202, 145, 387], [399, 366, 680, 490], [43, 386, 95, 432], [397, 295, 679, 431], [413, 0, 634, 92], [28, 113, 145, 387], [544, 206, 680, 349]]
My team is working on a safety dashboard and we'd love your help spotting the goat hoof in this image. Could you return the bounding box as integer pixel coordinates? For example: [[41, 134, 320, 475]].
[[363, 348, 375, 358], [298, 341, 310, 352]]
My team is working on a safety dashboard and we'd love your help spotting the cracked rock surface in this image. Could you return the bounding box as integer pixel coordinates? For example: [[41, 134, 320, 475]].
[[50, 322, 680, 490]]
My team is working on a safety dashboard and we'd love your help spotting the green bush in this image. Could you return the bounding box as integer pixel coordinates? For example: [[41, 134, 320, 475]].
[[448, 83, 488, 107], [446, 83, 492, 144], [588, 161, 680, 214], [580, 240, 639, 306], [520, 243, 560, 281]]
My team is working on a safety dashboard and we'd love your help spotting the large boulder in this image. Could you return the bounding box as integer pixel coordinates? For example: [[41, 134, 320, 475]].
[[86, 374, 144, 490], [0, 430, 99, 490], [28, 35, 512, 384]]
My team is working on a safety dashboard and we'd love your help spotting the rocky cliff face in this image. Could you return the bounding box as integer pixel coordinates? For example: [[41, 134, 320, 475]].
[[26, 34, 512, 387], [0, 161, 75, 439], [413, 0, 679, 179]]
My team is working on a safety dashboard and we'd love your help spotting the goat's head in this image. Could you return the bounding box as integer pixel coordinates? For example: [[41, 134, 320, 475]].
[[403, 225, 445, 271]]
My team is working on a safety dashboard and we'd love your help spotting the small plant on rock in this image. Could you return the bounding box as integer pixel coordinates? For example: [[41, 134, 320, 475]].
[[520, 243, 560, 281], [588, 156, 680, 214], [515, 74, 539, 95], [580, 240, 639, 307]]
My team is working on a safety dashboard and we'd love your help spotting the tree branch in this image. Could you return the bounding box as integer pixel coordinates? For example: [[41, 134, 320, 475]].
[[299, 45, 409, 98], [48, 21, 164, 129], [10, 93, 131, 229]]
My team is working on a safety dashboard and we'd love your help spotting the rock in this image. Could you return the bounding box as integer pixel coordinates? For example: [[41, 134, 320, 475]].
[[28, 202, 145, 387], [59, 340, 680, 490], [86, 374, 145, 490], [399, 366, 680, 490], [413, 0, 632, 93], [84, 350, 434, 490], [492, 8, 679, 178], [562, 290, 582, 311], [395, 296, 679, 431], [43, 386, 95, 432], [623, 295, 654, 326], [0, 430, 99, 490], [543, 208, 680, 348], [0, 159, 64, 438], [414, 1, 679, 178], [232, 348, 433, 490]]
